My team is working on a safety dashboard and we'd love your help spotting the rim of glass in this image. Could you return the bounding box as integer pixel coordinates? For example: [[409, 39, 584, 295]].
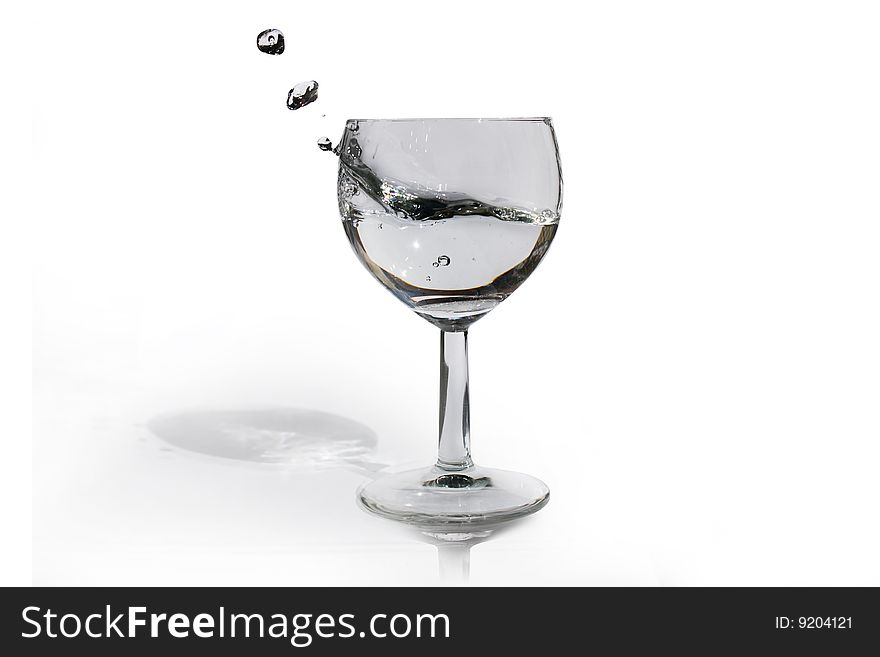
[[345, 117, 552, 123]]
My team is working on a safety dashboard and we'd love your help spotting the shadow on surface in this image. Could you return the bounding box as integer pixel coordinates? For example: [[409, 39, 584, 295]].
[[146, 406, 536, 584], [147, 407, 386, 473]]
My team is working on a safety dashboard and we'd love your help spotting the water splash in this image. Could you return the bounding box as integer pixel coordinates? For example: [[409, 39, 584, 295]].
[[256, 29, 285, 55], [345, 137, 362, 159], [287, 80, 319, 110], [339, 146, 560, 225]]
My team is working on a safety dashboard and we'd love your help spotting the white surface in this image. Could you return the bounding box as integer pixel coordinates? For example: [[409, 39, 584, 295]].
[[26, 0, 880, 585], [3, 2, 34, 587]]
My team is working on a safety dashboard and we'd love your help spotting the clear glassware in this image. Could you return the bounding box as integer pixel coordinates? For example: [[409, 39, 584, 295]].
[[336, 118, 562, 533]]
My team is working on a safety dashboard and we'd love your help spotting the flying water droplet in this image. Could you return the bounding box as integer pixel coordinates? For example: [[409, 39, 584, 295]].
[[287, 80, 319, 110], [256, 29, 285, 55], [317, 137, 333, 152], [432, 255, 451, 267]]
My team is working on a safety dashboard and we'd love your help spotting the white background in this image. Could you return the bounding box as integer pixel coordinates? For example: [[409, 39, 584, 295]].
[[8, 0, 880, 585]]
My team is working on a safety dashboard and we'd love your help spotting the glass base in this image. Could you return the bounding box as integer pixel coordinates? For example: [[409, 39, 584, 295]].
[[357, 464, 549, 533]]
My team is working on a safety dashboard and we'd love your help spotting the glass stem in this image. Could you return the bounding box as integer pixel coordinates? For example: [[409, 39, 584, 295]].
[[437, 330, 473, 470]]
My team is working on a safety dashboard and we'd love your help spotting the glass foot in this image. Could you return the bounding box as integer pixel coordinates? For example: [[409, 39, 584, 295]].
[[357, 465, 549, 532]]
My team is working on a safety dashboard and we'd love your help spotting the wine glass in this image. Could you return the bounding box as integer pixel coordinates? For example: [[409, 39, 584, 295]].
[[336, 118, 562, 534]]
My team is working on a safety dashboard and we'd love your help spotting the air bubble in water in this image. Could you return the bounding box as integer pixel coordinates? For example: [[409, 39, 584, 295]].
[[256, 29, 285, 55], [432, 255, 451, 268], [426, 276, 431, 282], [539, 209, 559, 224], [339, 174, 358, 199], [317, 137, 333, 152], [287, 81, 319, 110]]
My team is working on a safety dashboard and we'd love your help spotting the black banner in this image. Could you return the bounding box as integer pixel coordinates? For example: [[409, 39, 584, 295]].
[[1, 587, 877, 654]]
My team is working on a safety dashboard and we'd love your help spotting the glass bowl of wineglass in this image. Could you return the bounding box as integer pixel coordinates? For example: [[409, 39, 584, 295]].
[[336, 118, 562, 534]]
